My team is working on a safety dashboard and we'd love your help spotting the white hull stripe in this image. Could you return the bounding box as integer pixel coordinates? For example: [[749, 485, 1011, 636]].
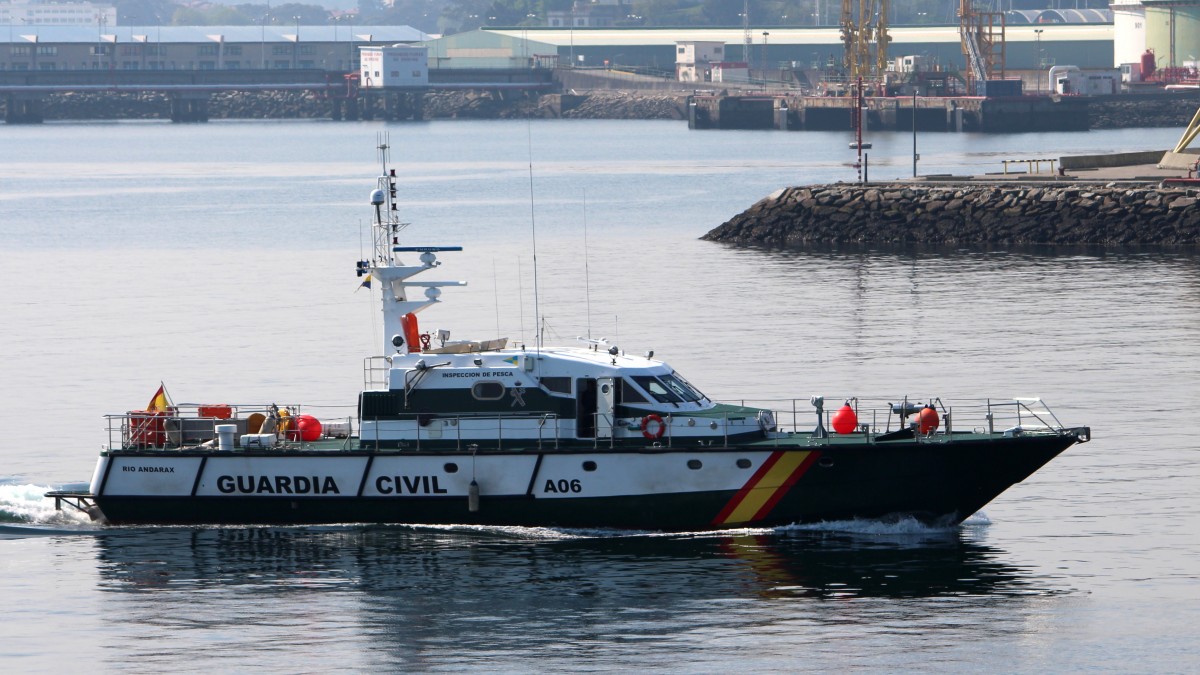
[[96, 451, 776, 499]]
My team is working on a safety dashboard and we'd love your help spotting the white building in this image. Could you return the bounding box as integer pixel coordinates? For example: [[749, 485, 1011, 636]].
[[547, 0, 632, 28], [676, 41, 730, 82], [360, 45, 428, 87], [1111, 1, 1147, 67], [0, 1, 116, 27]]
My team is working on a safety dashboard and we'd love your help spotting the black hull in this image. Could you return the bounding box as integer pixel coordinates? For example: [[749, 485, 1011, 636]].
[[91, 434, 1076, 529]]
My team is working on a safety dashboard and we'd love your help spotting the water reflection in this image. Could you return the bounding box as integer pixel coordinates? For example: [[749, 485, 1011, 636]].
[[82, 525, 1076, 668], [92, 525, 1060, 601]]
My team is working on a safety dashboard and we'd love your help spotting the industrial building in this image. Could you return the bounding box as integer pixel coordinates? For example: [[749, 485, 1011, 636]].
[[487, 24, 1115, 73], [420, 30, 559, 69], [0, 25, 427, 72]]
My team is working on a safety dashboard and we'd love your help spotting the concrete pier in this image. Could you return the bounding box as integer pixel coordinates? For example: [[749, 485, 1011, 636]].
[[688, 93, 1091, 132]]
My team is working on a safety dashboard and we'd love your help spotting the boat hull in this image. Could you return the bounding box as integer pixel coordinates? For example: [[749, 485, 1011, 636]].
[[84, 433, 1078, 529]]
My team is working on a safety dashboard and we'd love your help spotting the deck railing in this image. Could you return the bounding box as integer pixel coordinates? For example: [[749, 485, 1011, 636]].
[[714, 396, 1073, 444], [108, 403, 356, 451]]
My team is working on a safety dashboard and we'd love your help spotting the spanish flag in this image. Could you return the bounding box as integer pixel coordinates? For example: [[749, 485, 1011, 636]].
[[146, 384, 171, 412]]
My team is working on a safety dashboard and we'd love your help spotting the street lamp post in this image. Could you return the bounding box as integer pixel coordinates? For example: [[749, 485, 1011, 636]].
[[912, 88, 919, 178], [761, 31, 769, 75], [293, 16, 300, 69], [1034, 29, 1044, 93]]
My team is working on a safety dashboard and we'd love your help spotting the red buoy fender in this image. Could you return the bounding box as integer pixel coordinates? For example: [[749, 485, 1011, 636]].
[[641, 414, 666, 440], [295, 415, 323, 442], [917, 406, 940, 434], [832, 404, 858, 435]]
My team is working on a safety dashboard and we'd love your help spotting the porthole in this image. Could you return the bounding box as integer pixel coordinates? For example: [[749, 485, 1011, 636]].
[[818, 457, 835, 468], [687, 459, 703, 470], [471, 381, 506, 400], [444, 463, 459, 473], [582, 460, 597, 472], [736, 458, 752, 469]]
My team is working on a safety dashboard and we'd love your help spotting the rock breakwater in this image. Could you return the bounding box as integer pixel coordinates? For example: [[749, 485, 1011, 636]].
[[16, 90, 685, 121], [703, 183, 1200, 247], [1089, 94, 1200, 129]]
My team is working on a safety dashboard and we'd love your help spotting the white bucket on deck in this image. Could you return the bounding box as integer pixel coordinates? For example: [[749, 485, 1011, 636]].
[[216, 424, 237, 451]]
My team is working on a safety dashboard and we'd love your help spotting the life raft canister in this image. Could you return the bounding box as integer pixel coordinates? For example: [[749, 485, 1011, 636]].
[[641, 414, 666, 440], [401, 312, 421, 353]]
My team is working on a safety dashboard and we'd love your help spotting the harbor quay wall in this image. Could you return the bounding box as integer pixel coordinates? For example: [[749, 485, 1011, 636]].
[[3, 87, 1197, 127], [702, 183, 1200, 248], [1, 89, 689, 122]]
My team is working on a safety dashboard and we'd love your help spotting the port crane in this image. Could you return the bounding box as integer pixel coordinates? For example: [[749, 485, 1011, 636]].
[[959, 0, 1006, 94], [839, 0, 890, 81]]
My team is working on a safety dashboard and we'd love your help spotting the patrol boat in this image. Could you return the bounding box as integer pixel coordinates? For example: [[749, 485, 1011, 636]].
[[47, 145, 1091, 529]]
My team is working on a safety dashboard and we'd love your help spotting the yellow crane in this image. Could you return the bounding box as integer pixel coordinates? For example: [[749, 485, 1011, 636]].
[[840, 0, 890, 80]]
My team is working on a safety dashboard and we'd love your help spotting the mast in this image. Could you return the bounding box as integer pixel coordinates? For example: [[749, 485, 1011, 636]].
[[359, 134, 465, 356]]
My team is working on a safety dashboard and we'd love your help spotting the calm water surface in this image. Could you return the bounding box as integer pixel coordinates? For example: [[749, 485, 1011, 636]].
[[1, 120, 1197, 671]]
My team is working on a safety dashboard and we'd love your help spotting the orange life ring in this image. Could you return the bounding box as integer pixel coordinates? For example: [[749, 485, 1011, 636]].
[[641, 414, 666, 440]]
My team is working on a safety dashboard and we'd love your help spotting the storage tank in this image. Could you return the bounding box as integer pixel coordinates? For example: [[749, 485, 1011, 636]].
[[1141, 49, 1157, 77], [1143, 1, 1200, 69]]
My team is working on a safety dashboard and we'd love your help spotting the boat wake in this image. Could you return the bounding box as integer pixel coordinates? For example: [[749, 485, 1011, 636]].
[[778, 512, 991, 536], [395, 522, 780, 540], [0, 481, 97, 531]]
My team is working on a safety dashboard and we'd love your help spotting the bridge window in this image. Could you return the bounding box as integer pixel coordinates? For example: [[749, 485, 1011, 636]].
[[632, 375, 681, 404], [226, 46, 242, 56], [540, 377, 571, 395], [300, 45, 314, 55], [660, 373, 704, 402], [272, 46, 289, 55], [37, 46, 57, 56], [198, 45, 218, 56], [10, 46, 30, 56], [471, 381, 506, 401], [620, 379, 648, 404]]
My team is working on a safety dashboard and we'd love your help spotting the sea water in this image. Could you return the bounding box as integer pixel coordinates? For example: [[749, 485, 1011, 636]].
[[1, 120, 1198, 671]]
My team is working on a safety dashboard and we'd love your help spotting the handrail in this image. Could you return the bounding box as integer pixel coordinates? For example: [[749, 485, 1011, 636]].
[[712, 396, 1073, 440]]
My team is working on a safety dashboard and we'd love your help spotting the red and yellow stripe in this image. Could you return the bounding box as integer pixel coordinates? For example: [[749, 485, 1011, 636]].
[[712, 450, 820, 526]]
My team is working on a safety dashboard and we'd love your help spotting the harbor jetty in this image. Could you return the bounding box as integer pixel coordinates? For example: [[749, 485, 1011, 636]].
[[703, 182, 1200, 248]]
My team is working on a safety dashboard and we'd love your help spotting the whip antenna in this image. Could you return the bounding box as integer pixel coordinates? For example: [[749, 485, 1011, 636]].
[[526, 123, 542, 353]]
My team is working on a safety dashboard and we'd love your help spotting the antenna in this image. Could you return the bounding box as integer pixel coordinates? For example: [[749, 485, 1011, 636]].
[[517, 255, 526, 345], [492, 258, 501, 339], [372, 132, 407, 267], [582, 188, 592, 340], [526, 123, 542, 352]]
